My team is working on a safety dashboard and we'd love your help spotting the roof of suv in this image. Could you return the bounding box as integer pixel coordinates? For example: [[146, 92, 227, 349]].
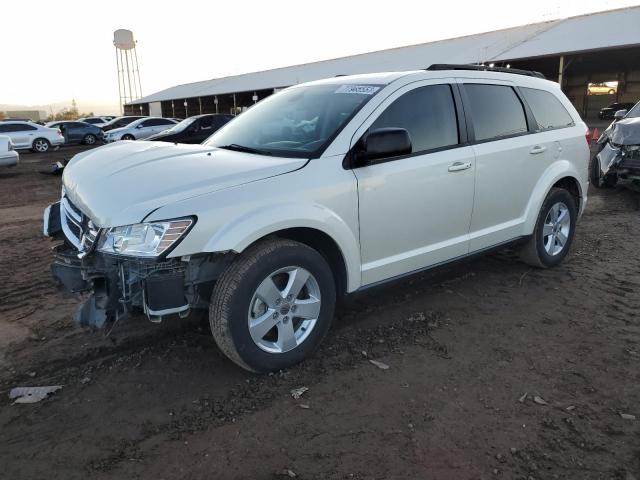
[[303, 68, 557, 91]]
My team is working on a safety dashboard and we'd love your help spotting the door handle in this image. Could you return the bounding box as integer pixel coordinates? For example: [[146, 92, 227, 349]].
[[448, 161, 472, 172], [529, 145, 547, 155]]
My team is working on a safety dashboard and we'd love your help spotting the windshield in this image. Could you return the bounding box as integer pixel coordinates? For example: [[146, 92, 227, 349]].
[[626, 102, 640, 118], [165, 117, 196, 133], [204, 83, 382, 157]]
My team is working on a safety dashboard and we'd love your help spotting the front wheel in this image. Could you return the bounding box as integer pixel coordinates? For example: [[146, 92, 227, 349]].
[[520, 188, 577, 268], [589, 155, 617, 188], [83, 134, 96, 145], [31, 138, 50, 153], [210, 238, 336, 372]]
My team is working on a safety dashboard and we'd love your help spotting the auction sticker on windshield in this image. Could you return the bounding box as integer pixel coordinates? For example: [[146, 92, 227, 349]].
[[335, 85, 380, 95]]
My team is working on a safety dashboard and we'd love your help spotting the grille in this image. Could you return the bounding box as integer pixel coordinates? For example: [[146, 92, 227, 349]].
[[60, 196, 99, 253]]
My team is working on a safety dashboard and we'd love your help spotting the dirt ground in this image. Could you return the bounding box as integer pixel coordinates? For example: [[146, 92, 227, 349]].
[[0, 145, 639, 480]]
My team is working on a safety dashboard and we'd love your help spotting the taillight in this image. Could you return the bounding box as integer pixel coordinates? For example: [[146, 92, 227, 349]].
[[585, 130, 591, 146]]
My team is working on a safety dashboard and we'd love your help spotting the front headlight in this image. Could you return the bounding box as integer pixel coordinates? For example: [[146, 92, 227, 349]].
[[97, 217, 194, 257]]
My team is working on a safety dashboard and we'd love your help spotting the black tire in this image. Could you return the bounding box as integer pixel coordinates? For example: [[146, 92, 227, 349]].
[[589, 155, 616, 189], [31, 138, 50, 153], [83, 134, 96, 145], [122, 134, 135, 141], [210, 238, 336, 372], [520, 188, 577, 268]]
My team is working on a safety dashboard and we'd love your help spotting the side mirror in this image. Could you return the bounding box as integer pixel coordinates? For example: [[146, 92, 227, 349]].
[[136, 124, 144, 129], [355, 128, 412, 165], [614, 109, 627, 120]]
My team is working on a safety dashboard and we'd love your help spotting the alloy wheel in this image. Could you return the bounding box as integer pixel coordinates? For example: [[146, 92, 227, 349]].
[[34, 139, 49, 152], [247, 266, 321, 354], [543, 202, 571, 256]]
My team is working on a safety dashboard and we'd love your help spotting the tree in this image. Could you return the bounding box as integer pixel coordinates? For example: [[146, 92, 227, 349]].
[[0, 111, 6, 120], [46, 103, 94, 121]]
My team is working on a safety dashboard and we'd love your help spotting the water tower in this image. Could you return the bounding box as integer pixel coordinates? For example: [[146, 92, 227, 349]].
[[114, 29, 143, 114]]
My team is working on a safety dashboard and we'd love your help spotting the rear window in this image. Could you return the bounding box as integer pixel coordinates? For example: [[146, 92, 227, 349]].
[[520, 87, 574, 131], [464, 84, 528, 141]]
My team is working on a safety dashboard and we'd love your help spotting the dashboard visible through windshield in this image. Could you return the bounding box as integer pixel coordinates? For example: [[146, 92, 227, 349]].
[[204, 84, 383, 158]]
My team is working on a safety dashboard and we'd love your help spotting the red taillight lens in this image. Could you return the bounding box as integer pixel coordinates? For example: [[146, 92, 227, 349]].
[[585, 130, 591, 145]]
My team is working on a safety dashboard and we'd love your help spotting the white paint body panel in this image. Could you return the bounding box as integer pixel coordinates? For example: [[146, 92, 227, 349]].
[[62, 70, 589, 294]]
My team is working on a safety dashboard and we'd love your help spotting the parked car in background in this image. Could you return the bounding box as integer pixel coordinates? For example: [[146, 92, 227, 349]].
[[0, 121, 64, 152], [599, 102, 636, 120], [0, 135, 19, 167], [147, 114, 234, 143], [101, 116, 147, 132], [45, 66, 589, 372], [103, 117, 178, 142], [588, 82, 617, 95], [46, 121, 104, 145], [77, 116, 110, 127]]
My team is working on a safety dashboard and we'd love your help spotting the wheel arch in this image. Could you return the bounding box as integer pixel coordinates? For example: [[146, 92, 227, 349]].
[[523, 161, 586, 234], [201, 204, 362, 293]]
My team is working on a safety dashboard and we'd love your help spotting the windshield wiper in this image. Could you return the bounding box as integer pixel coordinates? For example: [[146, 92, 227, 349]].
[[217, 144, 273, 156]]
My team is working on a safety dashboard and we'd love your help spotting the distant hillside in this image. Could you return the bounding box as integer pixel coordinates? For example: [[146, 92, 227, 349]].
[[1, 101, 120, 116]]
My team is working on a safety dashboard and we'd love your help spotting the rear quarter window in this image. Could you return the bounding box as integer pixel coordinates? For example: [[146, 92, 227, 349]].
[[520, 87, 574, 130], [464, 84, 528, 141]]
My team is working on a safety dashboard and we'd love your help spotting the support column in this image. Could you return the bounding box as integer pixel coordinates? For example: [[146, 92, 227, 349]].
[[558, 55, 565, 89]]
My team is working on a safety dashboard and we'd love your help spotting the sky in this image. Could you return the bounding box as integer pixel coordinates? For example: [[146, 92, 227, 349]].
[[2, 0, 639, 114]]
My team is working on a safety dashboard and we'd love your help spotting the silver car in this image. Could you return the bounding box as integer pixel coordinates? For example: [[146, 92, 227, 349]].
[[103, 117, 177, 143], [0, 135, 19, 167], [0, 121, 64, 152]]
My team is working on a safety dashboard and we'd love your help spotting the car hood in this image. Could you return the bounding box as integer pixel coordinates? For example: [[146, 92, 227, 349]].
[[610, 117, 640, 145], [62, 141, 307, 227]]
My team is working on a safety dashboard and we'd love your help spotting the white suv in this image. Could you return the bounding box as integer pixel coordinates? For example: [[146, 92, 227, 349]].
[[0, 121, 64, 152], [44, 66, 589, 372]]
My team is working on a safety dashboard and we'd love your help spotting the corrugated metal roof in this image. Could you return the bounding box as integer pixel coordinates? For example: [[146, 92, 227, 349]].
[[129, 6, 640, 105]]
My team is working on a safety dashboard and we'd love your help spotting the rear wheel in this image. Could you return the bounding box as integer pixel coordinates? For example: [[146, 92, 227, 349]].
[[83, 134, 96, 145], [122, 134, 135, 141], [520, 188, 577, 268], [210, 238, 336, 372], [31, 138, 50, 153]]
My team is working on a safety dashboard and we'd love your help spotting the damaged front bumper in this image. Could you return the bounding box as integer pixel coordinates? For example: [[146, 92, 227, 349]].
[[596, 143, 640, 181], [44, 201, 232, 329]]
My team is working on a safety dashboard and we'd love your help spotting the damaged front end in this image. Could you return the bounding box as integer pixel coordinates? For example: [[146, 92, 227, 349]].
[[44, 196, 232, 330], [595, 118, 640, 185]]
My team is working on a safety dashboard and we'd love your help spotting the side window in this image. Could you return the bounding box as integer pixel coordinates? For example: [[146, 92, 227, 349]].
[[0, 125, 8, 133], [370, 84, 459, 153], [464, 84, 528, 141], [7, 124, 36, 132], [520, 87, 574, 131], [140, 119, 155, 127]]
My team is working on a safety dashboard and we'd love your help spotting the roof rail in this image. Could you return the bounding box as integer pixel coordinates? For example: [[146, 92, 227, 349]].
[[427, 64, 545, 79]]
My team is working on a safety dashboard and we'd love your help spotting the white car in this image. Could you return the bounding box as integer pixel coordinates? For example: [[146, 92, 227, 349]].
[[103, 117, 178, 142], [0, 121, 64, 152], [0, 135, 19, 167], [77, 116, 111, 128], [45, 66, 589, 372]]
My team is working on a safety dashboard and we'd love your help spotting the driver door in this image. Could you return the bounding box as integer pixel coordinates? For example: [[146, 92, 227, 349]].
[[351, 81, 476, 285]]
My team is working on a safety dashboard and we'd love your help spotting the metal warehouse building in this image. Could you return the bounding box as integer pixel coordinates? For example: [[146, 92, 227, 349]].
[[126, 6, 640, 122]]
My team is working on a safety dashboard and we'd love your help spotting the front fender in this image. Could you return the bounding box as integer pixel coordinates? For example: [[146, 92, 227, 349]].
[[204, 202, 362, 292], [523, 160, 587, 233]]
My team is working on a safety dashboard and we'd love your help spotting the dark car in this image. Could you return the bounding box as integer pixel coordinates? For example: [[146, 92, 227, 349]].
[[147, 114, 233, 144], [45, 121, 104, 145], [599, 102, 636, 120], [101, 115, 147, 132]]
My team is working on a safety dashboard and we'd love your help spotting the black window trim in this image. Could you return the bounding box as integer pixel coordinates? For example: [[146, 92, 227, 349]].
[[516, 86, 576, 133], [345, 82, 468, 169], [458, 82, 534, 145]]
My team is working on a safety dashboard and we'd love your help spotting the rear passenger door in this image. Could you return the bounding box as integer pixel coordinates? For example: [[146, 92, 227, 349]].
[[459, 81, 548, 252], [352, 81, 476, 285]]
